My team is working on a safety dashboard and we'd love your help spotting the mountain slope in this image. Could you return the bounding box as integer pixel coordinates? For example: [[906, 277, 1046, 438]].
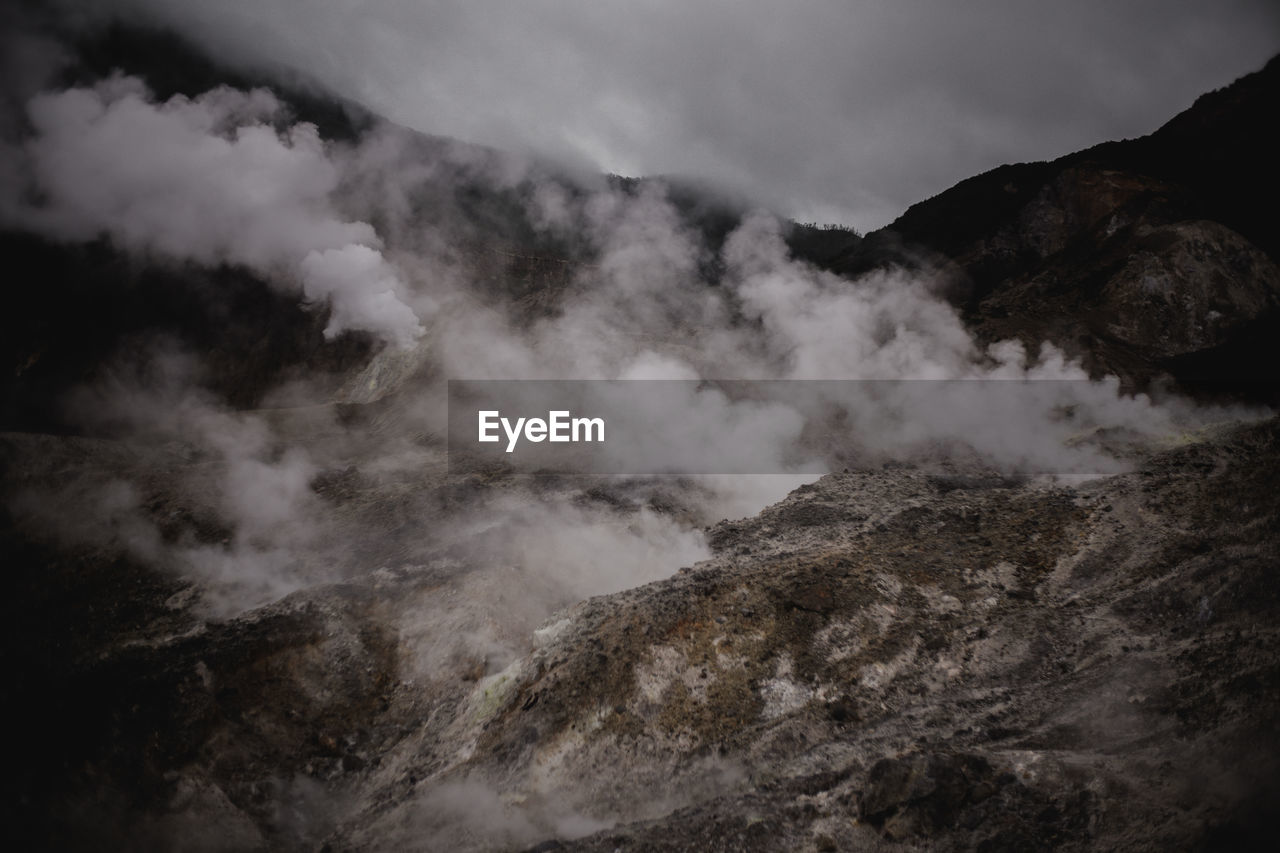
[[796, 56, 1280, 397]]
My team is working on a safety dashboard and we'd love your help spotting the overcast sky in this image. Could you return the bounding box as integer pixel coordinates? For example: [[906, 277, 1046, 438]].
[[66, 0, 1280, 230]]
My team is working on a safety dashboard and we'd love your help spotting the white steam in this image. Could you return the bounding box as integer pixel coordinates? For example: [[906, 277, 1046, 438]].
[[6, 76, 424, 347], [3, 70, 1252, 629]]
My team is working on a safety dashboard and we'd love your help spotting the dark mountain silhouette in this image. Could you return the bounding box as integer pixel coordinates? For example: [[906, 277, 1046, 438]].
[[791, 56, 1280, 398]]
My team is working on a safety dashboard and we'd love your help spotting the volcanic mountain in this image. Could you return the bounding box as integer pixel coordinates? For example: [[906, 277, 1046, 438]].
[[2, 18, 1278, 853]]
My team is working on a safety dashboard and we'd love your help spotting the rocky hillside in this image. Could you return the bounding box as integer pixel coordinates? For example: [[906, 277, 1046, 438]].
[[6, 415, 1277, 851], [794, 57, 1280, 398], [388, 418, 1280, 851]]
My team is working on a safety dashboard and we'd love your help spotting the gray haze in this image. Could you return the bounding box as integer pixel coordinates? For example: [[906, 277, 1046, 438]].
[[66, 0, 1280, 230]]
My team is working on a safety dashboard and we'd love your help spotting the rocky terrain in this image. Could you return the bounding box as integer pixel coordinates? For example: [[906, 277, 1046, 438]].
[[2, 13, 1279, 853], [5, 411, 1277, 851], [456, 419, 1280, 851]]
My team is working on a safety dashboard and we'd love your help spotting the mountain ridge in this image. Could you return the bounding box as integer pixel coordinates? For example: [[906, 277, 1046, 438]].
[[796, 54, 1280, 398]]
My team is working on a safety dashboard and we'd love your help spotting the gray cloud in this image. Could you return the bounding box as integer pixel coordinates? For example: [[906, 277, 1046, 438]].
[[68, 0, 1280, 229]]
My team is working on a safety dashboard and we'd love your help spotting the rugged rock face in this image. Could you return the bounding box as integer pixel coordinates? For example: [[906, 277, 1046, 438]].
[[971, 214, 1280, 370], [331, 420, 1278, 852]]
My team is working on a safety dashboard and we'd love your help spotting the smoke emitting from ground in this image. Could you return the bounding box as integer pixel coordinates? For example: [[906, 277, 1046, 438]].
[[1, 15, 1275, 849], [1, 54, 1259, 626]]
